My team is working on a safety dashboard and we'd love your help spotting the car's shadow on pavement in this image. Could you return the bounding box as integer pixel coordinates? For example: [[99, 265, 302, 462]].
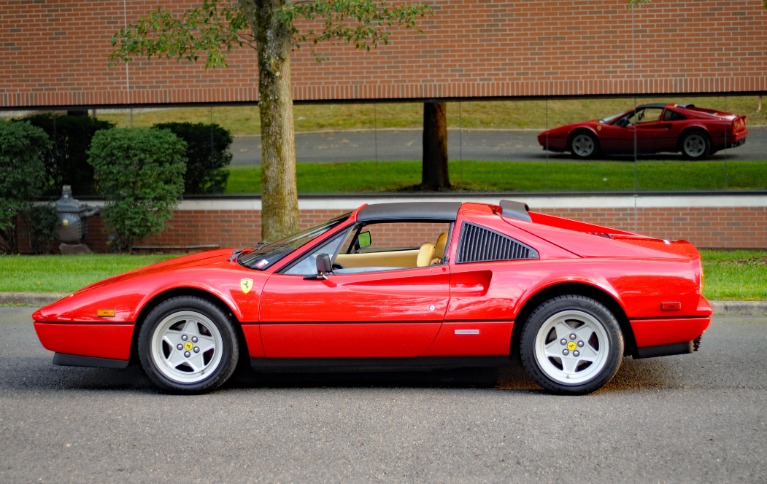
[[531, 152, 747, 162], [6, 356, 684, 395]]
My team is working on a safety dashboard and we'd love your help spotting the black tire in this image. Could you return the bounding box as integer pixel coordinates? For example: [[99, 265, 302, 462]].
[[680, 131, 711, 159], [569, 132, 600, 159], [138, 296, 239, 394], [520, 295, 624, 395]]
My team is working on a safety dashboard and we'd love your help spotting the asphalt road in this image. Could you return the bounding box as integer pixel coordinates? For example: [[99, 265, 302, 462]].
[[2, 307, 765, 482], [231, 127, 767, 165]]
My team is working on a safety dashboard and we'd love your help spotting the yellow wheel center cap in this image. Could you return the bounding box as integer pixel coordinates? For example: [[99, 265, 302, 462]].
[[184, 341, 194, 351], [567, 341, 577, 351]]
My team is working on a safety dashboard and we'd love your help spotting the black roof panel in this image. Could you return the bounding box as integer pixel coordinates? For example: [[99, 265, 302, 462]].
[[357, 202, 462, 222]]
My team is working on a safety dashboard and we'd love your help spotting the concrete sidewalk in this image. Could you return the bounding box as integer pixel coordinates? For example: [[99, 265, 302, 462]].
[[2, 292, 764, 316]]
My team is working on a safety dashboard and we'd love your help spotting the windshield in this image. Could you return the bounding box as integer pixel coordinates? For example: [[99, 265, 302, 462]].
[[238, 213, 351, 270], [599, 112, 624, 124]]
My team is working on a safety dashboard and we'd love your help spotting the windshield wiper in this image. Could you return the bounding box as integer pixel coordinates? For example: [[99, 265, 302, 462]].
[[228, 249, 244, 262]]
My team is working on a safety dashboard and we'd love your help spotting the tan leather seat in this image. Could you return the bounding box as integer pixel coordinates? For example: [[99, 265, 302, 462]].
[[416, 243, 435, 267], [431, 232, 448, 265]]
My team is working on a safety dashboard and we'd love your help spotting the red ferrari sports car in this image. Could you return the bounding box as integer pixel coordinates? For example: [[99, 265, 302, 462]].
[[33, 200, 712, 395], [537, 103, 748, 159]]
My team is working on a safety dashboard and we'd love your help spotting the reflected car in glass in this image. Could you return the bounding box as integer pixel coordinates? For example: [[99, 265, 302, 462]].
[[33, 200, 712, 395], [537, 103, 748, 159]]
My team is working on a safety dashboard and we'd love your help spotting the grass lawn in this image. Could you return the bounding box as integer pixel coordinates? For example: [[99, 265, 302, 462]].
[[97, 95, 767, 135], [1, 251, 764, 301], [0, 255, 175, 294], [700, 250, 767, 301], [224, 159, 767, 194]]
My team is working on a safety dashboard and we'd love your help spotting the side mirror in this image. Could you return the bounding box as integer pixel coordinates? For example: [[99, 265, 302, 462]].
[[304, 253, 334, 280], [316, 253, 333, 275], [304, 254, 333, 281]]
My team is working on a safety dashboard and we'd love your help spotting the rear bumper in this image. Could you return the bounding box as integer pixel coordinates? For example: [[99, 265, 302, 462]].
[[630, 316, 711, 350], [634, 335, 702, 359], [729, 137, 746, 148], [720, 128, 748, 149]]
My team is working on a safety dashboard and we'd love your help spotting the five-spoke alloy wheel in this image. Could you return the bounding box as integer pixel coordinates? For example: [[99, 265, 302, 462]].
[[520, 295, 624, 394], [569, 132, 599, 159], [138, 296, 239, 394], [680, 131, 710, 159]]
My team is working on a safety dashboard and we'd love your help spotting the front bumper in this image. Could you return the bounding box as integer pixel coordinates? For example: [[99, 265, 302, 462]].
[[34, 321, 134, 362]]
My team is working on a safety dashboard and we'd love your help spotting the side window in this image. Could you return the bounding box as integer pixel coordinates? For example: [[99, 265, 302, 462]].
[[456, 222, 538, 264], [338, 221, 450, 254], [634, 107, 662, 124], [334, 221, 452, 273], [663, 110, 686, 121]]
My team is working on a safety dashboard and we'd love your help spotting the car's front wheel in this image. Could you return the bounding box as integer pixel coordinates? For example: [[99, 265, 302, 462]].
[[569, 132, 600, 158], [138, 296, 239, 394], [520, 295, 624, 395], [680, 131, 710, 159]]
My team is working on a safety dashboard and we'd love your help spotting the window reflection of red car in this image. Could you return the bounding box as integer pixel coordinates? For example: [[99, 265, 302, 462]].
[[537, 103, 749, 159]]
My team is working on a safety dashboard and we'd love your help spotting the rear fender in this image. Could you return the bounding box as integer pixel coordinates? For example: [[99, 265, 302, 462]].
[[510, 281, 635, 359]]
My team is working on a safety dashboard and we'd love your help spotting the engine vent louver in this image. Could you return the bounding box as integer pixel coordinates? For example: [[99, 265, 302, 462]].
[[457, 223, 538, 263]]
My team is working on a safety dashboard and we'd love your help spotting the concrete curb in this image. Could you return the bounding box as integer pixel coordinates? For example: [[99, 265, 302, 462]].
[[1, 292, 764, 316], [710, 300, 767, 316], [0, 292, 68, 308]]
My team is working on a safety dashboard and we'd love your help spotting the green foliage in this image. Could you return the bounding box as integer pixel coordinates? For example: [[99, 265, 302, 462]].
[[87, 128, 187, 252], [109, 0, 249, 69], [282, 0, 432, 50], [0, 120, 51, 253], [25, 204, 59, 255], [153, 122, 232, 194], [109, 0, 431, 67], [22, 113, 114, 196], [627, 0, 653, 8]]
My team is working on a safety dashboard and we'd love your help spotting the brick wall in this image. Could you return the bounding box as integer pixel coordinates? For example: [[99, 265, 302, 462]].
[[14, 195, 765, 253], [2, 0, 767, 109]]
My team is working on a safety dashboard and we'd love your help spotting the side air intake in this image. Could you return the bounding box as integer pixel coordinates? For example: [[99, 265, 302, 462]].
[[457, 223, 538, 263]]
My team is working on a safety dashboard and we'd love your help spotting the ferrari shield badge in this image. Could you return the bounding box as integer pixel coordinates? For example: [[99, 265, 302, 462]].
[[240, 278, 254, 294]]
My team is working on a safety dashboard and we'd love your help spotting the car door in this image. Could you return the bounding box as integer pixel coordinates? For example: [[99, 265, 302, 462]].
[[258, 222, 451, 358], [597, 122, 635, 154], [601, 106, 668, 154], [633, 107, 671, 153]]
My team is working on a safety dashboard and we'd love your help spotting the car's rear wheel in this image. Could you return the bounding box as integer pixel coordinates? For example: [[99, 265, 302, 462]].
[[138, 296, 239, 394], [680, 131, 710, 159], [569, 132, 599, 158], [520, 295, 623, 395]]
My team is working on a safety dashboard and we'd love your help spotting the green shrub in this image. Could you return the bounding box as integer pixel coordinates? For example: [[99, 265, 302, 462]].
[[26, 204, 59, 254], [0, 120, 51, 253], [153, 122, 232, 194], [22, 113, 114, 196], [87, 127, 187, 252]]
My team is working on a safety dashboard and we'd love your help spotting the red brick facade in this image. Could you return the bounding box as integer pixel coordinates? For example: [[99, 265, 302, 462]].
[[14, 195, 766, 253], [2, 1, 767, 109], [4, 3, 766, 254]]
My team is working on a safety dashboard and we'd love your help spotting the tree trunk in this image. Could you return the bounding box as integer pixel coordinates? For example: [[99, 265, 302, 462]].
[[242, 0, 299, 242], [422, 101, 450, 190]]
